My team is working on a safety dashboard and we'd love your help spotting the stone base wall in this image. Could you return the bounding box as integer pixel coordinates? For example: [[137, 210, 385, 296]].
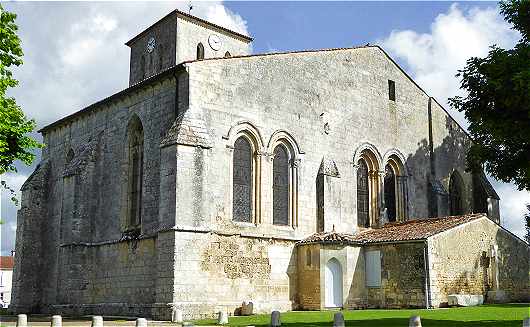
[[428, 218, 530, 307], [296, 244, 321, 310], [362, 243, 426, 309], [171, 231, 297, 320]]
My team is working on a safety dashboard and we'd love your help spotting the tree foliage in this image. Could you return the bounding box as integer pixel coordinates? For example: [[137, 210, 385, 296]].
[[449, 0, 530, 191], [0, 4, 41, 176]]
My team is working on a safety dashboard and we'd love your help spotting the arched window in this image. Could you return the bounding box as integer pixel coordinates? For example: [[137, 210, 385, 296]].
[[384, 164, 397, 222], [233, 136, 253, 222], [306, 248, 312, 267], [383, 153, 408, 222], [127, 116, 144, 228], [273, 144, 289, 225], [197, 42, 205, 60], [449, 171, 464, 215], [357, 159, 370, 228], [66, 148, 75, 164], [224, 51, 231, 58]]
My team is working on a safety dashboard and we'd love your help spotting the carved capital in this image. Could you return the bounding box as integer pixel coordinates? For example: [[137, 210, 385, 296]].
[[290, 158, 301, 168]]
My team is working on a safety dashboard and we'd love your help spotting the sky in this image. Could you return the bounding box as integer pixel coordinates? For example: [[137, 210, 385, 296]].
[[1, 1, 528, 255]]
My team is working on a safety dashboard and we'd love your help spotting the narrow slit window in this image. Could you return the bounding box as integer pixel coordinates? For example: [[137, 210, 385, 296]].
[[388, 80, 396, 101]]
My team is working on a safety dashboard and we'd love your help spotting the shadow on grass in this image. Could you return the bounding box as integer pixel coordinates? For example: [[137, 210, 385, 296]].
[[238, 319, 524, 327], [480, 303, 530, 309]]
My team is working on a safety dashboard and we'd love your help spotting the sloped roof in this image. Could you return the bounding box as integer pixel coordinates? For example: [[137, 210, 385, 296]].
[[351, 214, 484, 243], [0, 256, 14, 269], [297, 230, 360, 246], [298, 214, 485, 246], [125, 9, 253, 46]]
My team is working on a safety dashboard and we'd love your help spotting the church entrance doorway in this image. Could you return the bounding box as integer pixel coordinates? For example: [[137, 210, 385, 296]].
[[325, 258, 343, 308]]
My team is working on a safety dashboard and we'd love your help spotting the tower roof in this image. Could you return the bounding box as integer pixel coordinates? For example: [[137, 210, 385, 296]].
[[125, 9, 253, 47]]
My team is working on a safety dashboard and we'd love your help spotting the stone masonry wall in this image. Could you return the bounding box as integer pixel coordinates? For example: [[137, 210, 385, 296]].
[[175, 14, 251, 64], [184, 46, 476, 239], [429, 100, 476, 216], [363, 243, 426, 309], [172, 231, 296, 320], [296, 244, 321, 310], [428, 217, 530, 307], [12, 75, 177, 314], [128, 13, 177, 86], [50, 237, 157, 317]]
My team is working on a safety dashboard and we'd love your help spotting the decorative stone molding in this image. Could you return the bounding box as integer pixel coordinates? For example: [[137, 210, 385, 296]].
[[318, 156, 340, 177], [161, 112, 212, 148]]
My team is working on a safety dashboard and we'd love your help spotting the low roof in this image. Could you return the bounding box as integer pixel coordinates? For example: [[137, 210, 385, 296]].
[[298, 214, 485, 246], [297, 229, 359, 246], [0, 256, 14, 269], [352, 214, 484, 244]]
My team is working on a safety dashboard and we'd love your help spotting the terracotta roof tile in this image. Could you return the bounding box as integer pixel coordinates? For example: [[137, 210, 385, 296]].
[[352, 214, 484, 243], [0, 256, 14, 269], [298, 214, 485, 245], [297, 230, 359, 246]]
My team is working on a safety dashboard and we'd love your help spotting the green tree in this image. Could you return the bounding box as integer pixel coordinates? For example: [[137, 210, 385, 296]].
[[449, 0, 530, 191], [0, 4, 42, 203]]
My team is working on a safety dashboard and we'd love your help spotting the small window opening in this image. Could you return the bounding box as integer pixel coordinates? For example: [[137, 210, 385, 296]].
[[224, 51, 231, 58], [197, 43, 205, 60], [388, 80, 396, 101]]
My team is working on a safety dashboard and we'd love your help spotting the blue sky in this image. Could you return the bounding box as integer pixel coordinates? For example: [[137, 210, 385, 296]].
[[227, 2, 492, 55], [1, 1, 528, 255]]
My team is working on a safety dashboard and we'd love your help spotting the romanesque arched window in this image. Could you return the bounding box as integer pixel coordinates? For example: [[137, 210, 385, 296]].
[[383, 152, 408, 222], [357, 158, 370, 228], [224, 51, 231, 58], [273, 144, 289, 225], [449, 171, 464, 216], [197, 43, 205, 60], [384, 164, 397, 222], [233, 136, 253, 222], [127, 116, 144, 228], [355, 146, 382, 228]]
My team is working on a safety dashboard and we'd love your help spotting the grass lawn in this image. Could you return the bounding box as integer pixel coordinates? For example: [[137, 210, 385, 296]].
[[194, 304, 530, 327]]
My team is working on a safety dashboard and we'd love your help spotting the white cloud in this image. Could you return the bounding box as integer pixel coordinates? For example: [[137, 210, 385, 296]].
[[379, 3, 528, 240], [5, 2, 249, 128], [1, 1, 249, 255], [205, 4, 248, 35], [380, 3, 519, 126]]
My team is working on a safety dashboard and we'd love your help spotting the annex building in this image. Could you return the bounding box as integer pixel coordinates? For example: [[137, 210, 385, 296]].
[[11, 10, 529, 320]]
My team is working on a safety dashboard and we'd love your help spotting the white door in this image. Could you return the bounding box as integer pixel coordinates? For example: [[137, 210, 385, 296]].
[[325, 258, 343, 307]]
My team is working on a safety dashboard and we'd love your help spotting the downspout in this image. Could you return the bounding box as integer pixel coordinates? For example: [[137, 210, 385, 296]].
[[423, 239, 432, 309]]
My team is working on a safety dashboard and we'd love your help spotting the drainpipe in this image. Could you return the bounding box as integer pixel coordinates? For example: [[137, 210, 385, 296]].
[[423, 240, 432, 309]]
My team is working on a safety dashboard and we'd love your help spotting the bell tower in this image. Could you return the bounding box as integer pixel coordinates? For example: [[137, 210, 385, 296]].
[[126, 10, 252, 86]]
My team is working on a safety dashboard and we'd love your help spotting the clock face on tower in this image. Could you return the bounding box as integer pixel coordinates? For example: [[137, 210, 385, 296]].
[[208, 34, 221, 51], [147, 37, 156, 53]]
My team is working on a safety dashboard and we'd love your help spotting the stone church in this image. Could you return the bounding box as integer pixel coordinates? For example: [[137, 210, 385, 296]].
[[11, 9, 529, 320]]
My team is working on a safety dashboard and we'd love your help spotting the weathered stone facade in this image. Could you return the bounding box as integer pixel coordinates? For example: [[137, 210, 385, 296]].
[[11, 10, 527, 320], [428, 218, 530, 306]]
